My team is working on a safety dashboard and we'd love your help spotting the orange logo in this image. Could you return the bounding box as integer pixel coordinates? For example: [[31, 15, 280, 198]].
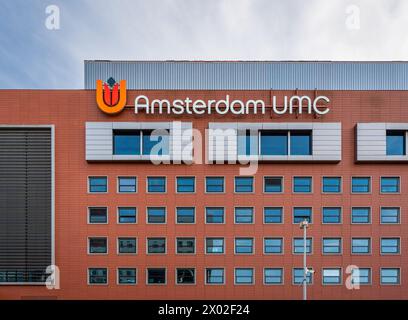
[[96, 78, 127, 114]]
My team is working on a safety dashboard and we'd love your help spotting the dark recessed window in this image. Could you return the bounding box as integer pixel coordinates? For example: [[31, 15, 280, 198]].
[[351, 238, 370, 254], [89, 176, 107, 193], [235, 268, 254, 284], [381, 238, 400, 254], [322, 177, 341, 193], [176, 268, 195, 284], [264, 177, 283, 193], [147, 238, 166, 254], [118, 268, 136, 284], [380, 207, 400, 224], [118, 207, 136, 224], [293, 238, 312, 254], [264, 268, 283, 285], [264, 238, 283, 254], [260, 130, 287, 155], [147, 268, 166, 284], [235, 177, 254, 193], [351, 177, 370, 193], [176, 207, 195, 223], [176, 238, 195, 254], [118, 238, 136, 254], [118, 177, 136, 193], [290, 131, 312, 155], [147, 207, 166, 223], [205, 207, 224, 223], [293, 207, 312, 223], [147, 176, 166, 193], [89, 237, 107, 254], [206, 268, 224, 284], [264, 207, 283, 223], [322, 238, 341, 254], [351, 207, 371, 224], [293, 268, 312, 284], [386, 130, 406, 155], [322, 207, 341, 224], [206, 177, 224, 193], [89, 207, 107, 224], [234, 207, 254, 224], [293, 177, 312, 193], [381, 177, 400, 193], [113, 130, 141, 155], [176, 177, 195, 193], [235, 238, 253, 254], [88, 268, 107, 284], [206, 238, 224, 254]]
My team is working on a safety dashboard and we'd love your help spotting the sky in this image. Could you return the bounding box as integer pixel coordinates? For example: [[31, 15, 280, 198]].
[[0, 0, 407, 89]]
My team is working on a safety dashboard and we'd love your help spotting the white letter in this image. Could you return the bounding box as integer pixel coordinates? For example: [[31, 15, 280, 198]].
[[246, 100, 265, 114], [192, 100, 207, 115], [135, 95, 150, 114], [215, 95, 230, 115], [172, 99, 185, 115], [289, 96, 312, 114], [272, 96, 288, 115], [313, 96, 330, 115], [230, 100, 245, 115]]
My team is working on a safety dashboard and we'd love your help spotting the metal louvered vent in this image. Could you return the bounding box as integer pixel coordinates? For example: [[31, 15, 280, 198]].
[[0, 128, 52, 284]]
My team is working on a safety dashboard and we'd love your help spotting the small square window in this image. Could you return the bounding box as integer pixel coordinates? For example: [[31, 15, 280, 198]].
[[293, 177, 312, 193], [205, 207, 224, 224], [380, 238, 400, 254], [322, 177, 341, 193], [234, 207, 254, 224], [293, 207, 312, 223], [118, 177, 137, 193], [351, 207, 371, 224], [322, 238, 341, 254], [381, 177, 400, 193], [147, 207, 166, 224], [380, 207, 400, 224], [293, 238, 312, 254], [351, 238, 371, 254], [89, 237, 107, 254], [206, 238, 224, 254], [176, 177, 195, 193], [176, 238, 195, 254], [147, 238, 166, 254], [351, 268, 371, 285], [322, 268, 341, 285], [235, 238, 254, 254], [147, 268, 166, 284], [264, 238, 283, 254], [351, 177, 370, 193], [147, 177, 166, 193], [264, 268, 283, 285], [380, 268, 400, 285], [206, 177, 224, 193], [176, 268, 195, 284], [386, 130, 406, 156], [235, 177, 254, 193], [264, 207, 283, 223], [89, 268, 107, 284], [89, 207, 107, 224], [322, 207, 341, 224], [293, 268, 312, 284], [264, 177, 283, 193], [206, 268, 224, 284], [176, 207, 195, 224], [118, 238, 136, 254], [235, 268, 254, 284], [89, 177, 107, 193], [118, 268, 136, 285], [118, 207, 137, 224]]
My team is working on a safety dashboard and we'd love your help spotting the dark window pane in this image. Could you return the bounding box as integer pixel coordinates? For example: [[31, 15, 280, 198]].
[[206, 268, 224, 284], [147, 238, 166, 253], [206, 177, 224, 192], [293, 207, 312, 223], [89, 177, 107, 193], [386, 131, 405, 155], [352, 177, 370, 193], [118, 177, 136, 193], [322, 207, 341, 224], [206, 207, 224, 223], [381, 177, 400, 193], [176, 268, 195, 284], [260, 131, 288, 155], [322, 177, 341, 193], [293, 268, 312, 284], [235, 238, 253, 254], [177, 177, 195, 193], [89, 238, 107, 254], [118, 207, 136, 223], [293, 177, 312, 193], [177, 238, 195, 254], [142, 130, 169, 156], [118, 268, 136, 284], [147, 177, 166, 193], [206, 238, 224, 254], [176, 207, 195, 223], [89, 207, 107, 223], [235, 207, 253, 224], [118, 238, 136, 254], [113, 131, 140, 155], [264, 177, 282, 193], [290, 131, 312, 155], [351, 207, 370, 224], [147, 268, 166, 284], [147, 207, 166, 223], [264, 238, 283, 254], [235, 177, 253, 192], [89, 268, 107, 284]]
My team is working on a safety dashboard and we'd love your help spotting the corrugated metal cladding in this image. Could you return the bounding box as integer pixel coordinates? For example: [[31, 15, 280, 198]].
[[0, 128, 52, 284], [84, 61, 408, 90]]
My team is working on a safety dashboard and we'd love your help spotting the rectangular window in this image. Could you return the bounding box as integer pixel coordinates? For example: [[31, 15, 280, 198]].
[[351, 238, 371, 254], [264, 207, 283, 223], [264, 177, 283, 193], [351, 207, 371, 224], [113, 130, 141, 155], [147, 238, 166, 254], [293, 238, 312, 254], [351, 268, 371, 285], [293, 177, 312, 193], [176, 268, 195, 284], [147, 207, 166, 224], [322, 207, 341, 224], [380, 268, 400, 285], [176, 238, 195, 254], [118, 238, 136, 254], [118, 177, 137, 193], [322, 268, 341, 285], [176, 177, 195, 193], [293, 268, 312, 285], [206, 268, 224, 284], [206, 177, 224, 193], [234, 207, 254, 224], [118, 207, 137, 224], [118, 268, 136, 285], [89, 176, 107, 193], [264, 268, 283, 285], [206, 238, 224, 254], [88, 268, 107, 284], [237, 129, 258, 155], [264, 238, 283, 254], [89, 237, 107, 254], [147, 177, 166, 193], [351, 177, 370, 193], [290, 131, 312, 155], [147, 268, 166, 284], [293, 207, 312, 223], [380, 207, 400, 224], [205, 207, 224, 224], [176, 207, 195, 224], [381, 177, 400, 193], [381, 238, 400, 254], [322, 177, 341, 193], [260, 130, 287, 155], [89, 207, 107, 224], [322, 238, 341, 254], [235, 177, 254, 193], [235, 268, 254, 284], [386, 130, 406, 155], [235, 238, 254, 254]]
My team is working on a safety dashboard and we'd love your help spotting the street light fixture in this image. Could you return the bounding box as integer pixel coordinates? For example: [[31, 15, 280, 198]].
[[299, 218, 313, 300]]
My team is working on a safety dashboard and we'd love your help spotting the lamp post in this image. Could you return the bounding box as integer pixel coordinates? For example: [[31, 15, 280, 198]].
[[299, 219, 310, 301]]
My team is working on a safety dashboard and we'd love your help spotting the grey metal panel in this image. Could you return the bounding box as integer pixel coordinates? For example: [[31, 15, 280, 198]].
[[85, 61, 408, 90], [356, 123, 408, 162], [0, 128, 52, 284]]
